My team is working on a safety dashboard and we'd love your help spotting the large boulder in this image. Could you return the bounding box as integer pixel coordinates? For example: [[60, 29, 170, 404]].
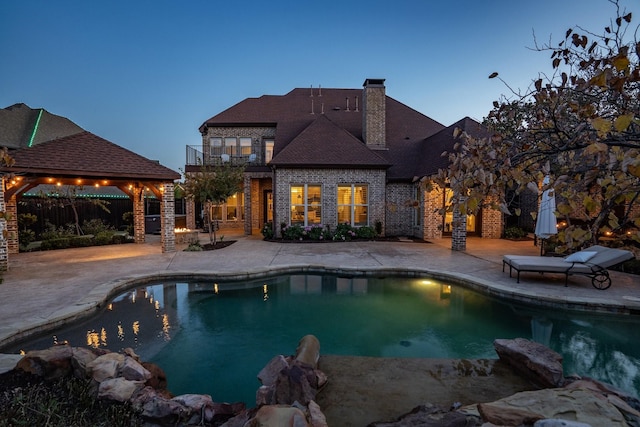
[[295, 335, 320, 368], [473, 388, 629, 426], [367, 403, 481, 427], [16, 345, 73, 379], [248, 405, 310, 427], [121, 356, 151, 382], [87, 352, 125, 382], [275, 361, 318, 405], [258, 355, 291, 387], [98, 377, 145, 402], [494, 338, 564, 388], [141, 361, 169, 391], [70, 347, 98, 378]]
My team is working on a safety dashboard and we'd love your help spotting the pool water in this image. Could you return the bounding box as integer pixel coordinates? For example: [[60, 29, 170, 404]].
[[5, 274, 640, 405]]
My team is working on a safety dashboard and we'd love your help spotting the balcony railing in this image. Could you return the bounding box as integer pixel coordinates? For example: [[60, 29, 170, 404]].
[[186, 145, 259, 167]]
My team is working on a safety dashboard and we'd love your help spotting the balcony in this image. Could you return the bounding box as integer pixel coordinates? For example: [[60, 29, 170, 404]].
[[186, 145, 258, 167]]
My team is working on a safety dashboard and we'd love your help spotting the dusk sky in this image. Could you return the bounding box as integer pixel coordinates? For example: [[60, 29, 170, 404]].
[[1, 0, 636, 175]]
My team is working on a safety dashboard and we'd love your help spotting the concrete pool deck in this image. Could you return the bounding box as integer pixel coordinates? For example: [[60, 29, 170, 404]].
[[0, 232, 638, 352]]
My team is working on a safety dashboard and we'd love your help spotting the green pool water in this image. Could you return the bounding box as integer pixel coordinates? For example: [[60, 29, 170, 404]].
[[6, 274, 639, 405]]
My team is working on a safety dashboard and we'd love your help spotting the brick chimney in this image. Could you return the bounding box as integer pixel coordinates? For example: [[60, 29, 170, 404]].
[[362, 78, 386, 149]]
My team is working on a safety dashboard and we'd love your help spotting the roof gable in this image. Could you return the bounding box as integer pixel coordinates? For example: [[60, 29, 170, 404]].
[[271, 114, 389, 168], [415, 117, 492, 177], [4, 131, 180, 181]]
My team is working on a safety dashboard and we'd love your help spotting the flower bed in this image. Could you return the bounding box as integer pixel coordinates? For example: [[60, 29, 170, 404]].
[[262, 222, 379, 242]]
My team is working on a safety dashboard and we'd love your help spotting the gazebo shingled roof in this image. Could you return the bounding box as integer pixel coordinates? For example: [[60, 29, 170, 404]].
[[3, 131, 180, 181]]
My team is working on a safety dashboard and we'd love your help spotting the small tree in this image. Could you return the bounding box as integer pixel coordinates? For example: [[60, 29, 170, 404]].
[[433, 1, 640, 251], [38, 186, 111, 235], [182, 162, 244, 245]]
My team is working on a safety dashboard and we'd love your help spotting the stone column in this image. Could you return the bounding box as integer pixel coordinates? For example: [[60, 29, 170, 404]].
[[481, 205, 503, 238], [244, 175, 252, 235], [186, 198, 196, 230], [0, 177, 7, 271], [160, 182, 176, 253], [133, 185, 145, 244], [451, 204, 467, 251], [5, 193, 18, 255], [424, 186, 444, 240]]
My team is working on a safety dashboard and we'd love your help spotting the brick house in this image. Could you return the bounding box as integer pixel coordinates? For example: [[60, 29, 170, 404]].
[[185, 79, 503, 246]]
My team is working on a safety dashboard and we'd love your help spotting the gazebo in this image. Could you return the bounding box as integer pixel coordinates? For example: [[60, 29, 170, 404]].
[[1, 130, 180, 270]]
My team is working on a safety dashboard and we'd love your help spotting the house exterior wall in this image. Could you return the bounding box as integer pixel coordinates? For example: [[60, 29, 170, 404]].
[[273, 168, 386, 237], [385, 183, 414, 236]]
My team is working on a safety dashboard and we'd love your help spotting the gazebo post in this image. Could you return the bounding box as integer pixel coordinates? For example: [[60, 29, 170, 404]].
[[132, 185, 146, 244], [0, 177, 7, 271]]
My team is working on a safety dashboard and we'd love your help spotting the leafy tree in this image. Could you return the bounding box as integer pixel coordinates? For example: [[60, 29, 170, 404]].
[[182, 162, 244, 245], [434, 1, 640, 251]]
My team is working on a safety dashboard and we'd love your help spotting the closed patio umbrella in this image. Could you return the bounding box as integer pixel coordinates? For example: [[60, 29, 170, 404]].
[[535, 176, 557, 255]]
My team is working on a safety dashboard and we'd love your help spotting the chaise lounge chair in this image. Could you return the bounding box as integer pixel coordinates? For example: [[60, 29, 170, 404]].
[[502, 245, 634, 290]]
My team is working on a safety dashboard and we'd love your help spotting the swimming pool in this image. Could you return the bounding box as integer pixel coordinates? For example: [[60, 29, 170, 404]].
[[5, 274, 639, 405]]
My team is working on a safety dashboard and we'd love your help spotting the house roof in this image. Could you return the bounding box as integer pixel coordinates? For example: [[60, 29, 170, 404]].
[[3, 130, 180, 181], [270, 114, 389, 168], [0, 103, 85, 149], [201, 86, 446, 180], [415, 116, 492, 177]]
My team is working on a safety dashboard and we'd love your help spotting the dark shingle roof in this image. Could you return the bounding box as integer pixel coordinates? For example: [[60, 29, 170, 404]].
[[201, 86, 446, 179], [4, 131, 180, 181], [415, 117, 492, 177], [271, 114, 389, 168], [0, 103, 84, 149]]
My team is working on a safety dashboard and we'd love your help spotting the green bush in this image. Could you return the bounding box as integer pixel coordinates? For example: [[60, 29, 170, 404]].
[[40, 221, 75, 240], [41, 238, 71, 250], [333, 223, 357, 241], [19, 229, 36, 246], [184, 242, 203, 251], [261, 222, 274, 239], [82, 219, 113, 235], [356, 225, 377, 240], [70, 235, 95, 247], [504, 226, 528, 239], [282, 224, 305, 240], [95, 231, 114, 246]]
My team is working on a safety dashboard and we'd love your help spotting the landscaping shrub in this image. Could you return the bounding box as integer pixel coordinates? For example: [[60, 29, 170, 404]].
[[40, 238, 71, 250], [333, 223, 357, 241], [82, 218, 114, 236], [282, 224, 305, 240], [40, 220, 75, 240], [94, 231, 114, 246], [70, 235, 95, 247], [356, 225, 377, 240], [261, 222, 274, 239], [18, 229, 36, 247], [504, 226, 528, 239]]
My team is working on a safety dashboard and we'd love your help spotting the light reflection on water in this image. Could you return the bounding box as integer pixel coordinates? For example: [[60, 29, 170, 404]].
[[4, 274, 639, 405]]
